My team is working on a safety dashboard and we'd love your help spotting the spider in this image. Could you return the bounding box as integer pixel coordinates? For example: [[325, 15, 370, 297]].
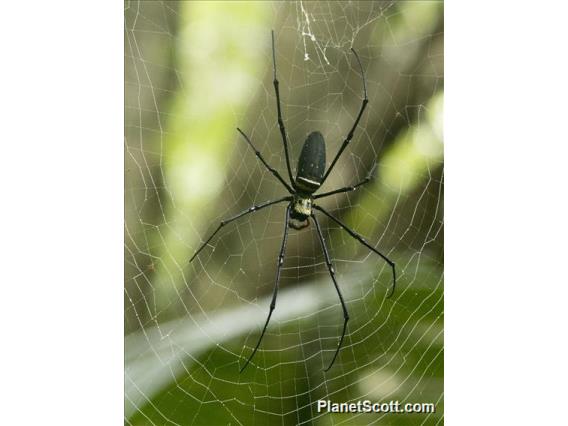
[[190, 31, 396, 373]]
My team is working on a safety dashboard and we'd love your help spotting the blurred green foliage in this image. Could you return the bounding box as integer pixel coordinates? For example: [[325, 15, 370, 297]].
[[125, 1, 443, 424], [126, 263, 442, 425]]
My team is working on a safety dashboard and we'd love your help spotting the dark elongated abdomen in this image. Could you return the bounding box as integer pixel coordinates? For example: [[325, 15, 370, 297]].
[[295, 131, 326, 194]]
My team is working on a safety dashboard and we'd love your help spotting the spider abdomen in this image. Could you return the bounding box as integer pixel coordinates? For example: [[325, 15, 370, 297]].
[[295, 131, 326, 194]]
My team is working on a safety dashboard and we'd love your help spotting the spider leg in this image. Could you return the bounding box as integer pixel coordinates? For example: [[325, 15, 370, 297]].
[[313, 204, 396, 298], [315, 163, 376, 199], [311, 212, 349, 372], [237, 128, 294, 194], [240, 204, 291, 372], [271, 30, 295, 188], [320, 48, 368, 187], [189, 196, 291, 263]]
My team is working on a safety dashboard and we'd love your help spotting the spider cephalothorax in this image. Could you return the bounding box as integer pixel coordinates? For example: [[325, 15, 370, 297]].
[[290, 194, 313, 230], [190, 30, 396, 373]]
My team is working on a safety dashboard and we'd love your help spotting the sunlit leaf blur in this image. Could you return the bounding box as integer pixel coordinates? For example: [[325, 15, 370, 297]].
[[125, 1, 443, 424]]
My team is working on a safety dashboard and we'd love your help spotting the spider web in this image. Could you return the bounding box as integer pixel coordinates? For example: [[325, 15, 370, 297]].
[[125, 1, 443, 425]]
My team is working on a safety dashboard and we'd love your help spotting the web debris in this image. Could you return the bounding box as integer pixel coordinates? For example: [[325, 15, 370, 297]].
[[297, 1, 330, 65]]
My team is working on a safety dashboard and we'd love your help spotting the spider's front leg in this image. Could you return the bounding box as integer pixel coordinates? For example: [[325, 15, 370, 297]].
[[240, 204, 291, 372], [189, 196, 291, 263], [311, 212, 349, 372], [314, 204, 396, 298]]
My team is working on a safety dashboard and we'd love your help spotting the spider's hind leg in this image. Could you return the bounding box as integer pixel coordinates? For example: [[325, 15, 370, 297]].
[[320, 47, 368, 187]]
